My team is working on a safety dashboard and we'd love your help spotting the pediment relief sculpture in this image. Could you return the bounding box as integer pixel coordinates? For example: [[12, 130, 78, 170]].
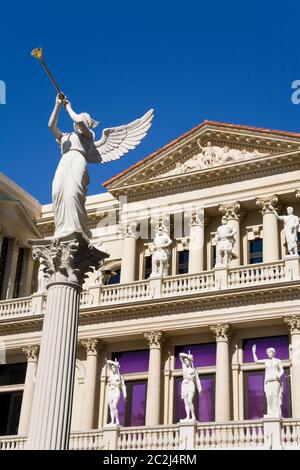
[[160, 141, 269, 177]]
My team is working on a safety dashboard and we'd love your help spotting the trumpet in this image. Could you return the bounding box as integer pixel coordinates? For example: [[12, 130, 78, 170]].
[[31, 47, 67, 104]]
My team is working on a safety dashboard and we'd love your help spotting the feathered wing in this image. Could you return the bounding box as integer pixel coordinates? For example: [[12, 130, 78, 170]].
[[87, 109, 154, 164]]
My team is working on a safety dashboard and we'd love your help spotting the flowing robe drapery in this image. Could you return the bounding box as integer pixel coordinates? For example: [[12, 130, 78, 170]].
[[52, 132, 92, 241]]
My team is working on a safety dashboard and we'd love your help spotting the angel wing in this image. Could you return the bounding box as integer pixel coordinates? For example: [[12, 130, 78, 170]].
[[87, 109, 154, 163]]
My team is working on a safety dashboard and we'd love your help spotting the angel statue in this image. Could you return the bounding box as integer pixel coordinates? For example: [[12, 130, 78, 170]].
[[48, 94, 154, 241]]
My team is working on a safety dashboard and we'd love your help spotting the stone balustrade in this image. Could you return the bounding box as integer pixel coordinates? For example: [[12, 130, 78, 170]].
[[0, 296, 32, 320], [228, 261, 286, 288], [281, 419, 300, 448], [0, 258, 298, 321], [162, 272, 215, 296], [196, 420, 264, 449], [100, 280, 150, 304], [118, 425, 180, 450], [2, 418, 300, 450]]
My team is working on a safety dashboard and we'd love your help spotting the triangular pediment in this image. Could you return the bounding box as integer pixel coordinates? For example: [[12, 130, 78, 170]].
[[103, 121, 300, 200]]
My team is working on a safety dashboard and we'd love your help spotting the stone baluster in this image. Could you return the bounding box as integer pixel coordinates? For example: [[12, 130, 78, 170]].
[[256, 195, 279, 262], [18, 345, 39, 435], [210, 323, 231, 422]]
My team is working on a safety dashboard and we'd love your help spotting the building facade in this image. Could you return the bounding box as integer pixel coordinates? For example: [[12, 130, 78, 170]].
[[1, 121, 300, 449]]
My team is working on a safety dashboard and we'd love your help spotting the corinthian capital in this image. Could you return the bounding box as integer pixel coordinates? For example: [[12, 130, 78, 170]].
[[219, 202, 245, 221], [30, 234, 108, 286], [284, 315, 300, 334], [184, 210, 204, 228], [256, 195, 279, 215], [22, 345, 39, 362], [119, 220, 138, 239], [81, 338, 104, 356], [210, 323, 231, 342], [144, 331, 165, 348]]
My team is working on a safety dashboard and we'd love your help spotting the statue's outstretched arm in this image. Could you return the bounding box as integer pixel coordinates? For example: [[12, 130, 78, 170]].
[[65, 102, 93, 140], [252, 344, 265, 364], [48, 94, 63, 142]]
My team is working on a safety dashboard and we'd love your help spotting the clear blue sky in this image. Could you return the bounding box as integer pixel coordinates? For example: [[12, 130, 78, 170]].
[[1, 1, 300, 204]]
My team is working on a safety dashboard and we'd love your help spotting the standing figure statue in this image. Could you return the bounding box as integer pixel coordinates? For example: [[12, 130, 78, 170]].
[[179, 352, 202, 421], [270, 206, 299, 256], [214, 216, 237, 267], [150, 225, 173, 277], [252, 345, 284, 417], [48, 94, 154, 241], [106, 359, 127, 426]]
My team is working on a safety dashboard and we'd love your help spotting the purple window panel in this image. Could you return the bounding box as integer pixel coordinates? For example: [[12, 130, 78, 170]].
[[174, 375, 215, 422], [117, 381, 147, 426], [175, 343, 216, 369], [245, 369, 291, 419], [113, 350, 149, 374], [243, 335, 289, 363]]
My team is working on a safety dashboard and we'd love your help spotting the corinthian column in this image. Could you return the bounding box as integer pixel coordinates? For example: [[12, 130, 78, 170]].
[[210, 323, 231, 422], [186, 209, 204, 273], [120, 221, 137, 283], [219, 202, 244, 267], [18, 345, 39, 435], [284, 316, 300, 417], [144, 331, 165, 425], [26, 234, 108, 450], [256, 195, 279, 262], [80, 338, 104, 430]]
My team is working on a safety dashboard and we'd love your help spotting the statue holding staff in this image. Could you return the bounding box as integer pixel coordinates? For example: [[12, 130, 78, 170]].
[[252, 345, 284, 417], [106, 359, 127, 426], [179, 351, 202, 421]]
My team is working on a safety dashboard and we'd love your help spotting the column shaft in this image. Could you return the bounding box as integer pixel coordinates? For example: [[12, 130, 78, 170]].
[[256, 196, 279, 262], [144, 332, 164, 426], [80, 339, 102, 429], [284, 316, 300, 417], [18, 346, 39, 435], [210, 324, 231, 422], [120, 236, 136, 283], [27, 282, 80, 449], [188, 212, 204, 273]]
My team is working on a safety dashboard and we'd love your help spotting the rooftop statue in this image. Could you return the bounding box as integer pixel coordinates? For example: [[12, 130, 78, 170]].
[[270, 205, 299, 256]]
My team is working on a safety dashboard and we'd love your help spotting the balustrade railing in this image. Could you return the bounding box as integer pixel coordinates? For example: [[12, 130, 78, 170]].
[[69, 430, 104, 450], [0, 297, 32, 320], [196, 420, 264, 449], [101, 280, 150, 304], [0, 259, 297, 320], [118, 425, 180, 450], [162, 272, 215, 296], [228, 262, 285, 288], [1, 419, 300, 450], [281, 419, 300, 448]]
